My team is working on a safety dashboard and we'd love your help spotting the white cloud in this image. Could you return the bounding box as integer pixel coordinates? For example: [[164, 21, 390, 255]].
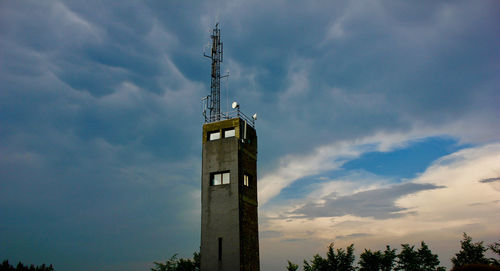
[[260, 143, 500, 269], [258, 127, 439, 205], [397, 143, 500, 225], [259, 140, 358, 205]]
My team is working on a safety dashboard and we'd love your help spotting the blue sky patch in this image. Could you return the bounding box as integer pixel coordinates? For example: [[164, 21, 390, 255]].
[[342, 137, 470, 180]]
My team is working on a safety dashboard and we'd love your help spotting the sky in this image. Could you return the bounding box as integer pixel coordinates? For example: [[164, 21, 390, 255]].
[[1, 1, 500, 270]]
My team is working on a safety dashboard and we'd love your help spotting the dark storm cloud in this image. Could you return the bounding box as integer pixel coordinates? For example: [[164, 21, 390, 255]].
[[193, 0, 500, 170], [480, 177, 500, 183], [0, 1, 205, 270], [336, 233, 372, 240], [293, 183, 444, 219]]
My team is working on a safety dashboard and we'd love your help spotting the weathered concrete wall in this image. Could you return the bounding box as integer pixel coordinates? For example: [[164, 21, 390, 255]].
[[200, 118, 259, 271], [201, 131, 240, 271], [239, 122, 259, 271]]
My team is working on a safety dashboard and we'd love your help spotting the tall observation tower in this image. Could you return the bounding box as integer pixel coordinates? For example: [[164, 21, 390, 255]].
[[200, 24, 260, 271]]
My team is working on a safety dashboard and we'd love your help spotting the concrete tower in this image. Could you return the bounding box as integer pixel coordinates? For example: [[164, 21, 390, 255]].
[[200, 24, 260, 271]]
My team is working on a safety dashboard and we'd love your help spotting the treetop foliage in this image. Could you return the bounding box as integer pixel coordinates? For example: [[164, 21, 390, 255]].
[[151, 252, 200, 271], [151, 233, 500, 271], [358, 245, 396, 271], [395, 242, 444, 271], [303, 243, 355, 271], [286, 233, 500, 271], [0, 260, 54, 271], [451, 233, 490, 268], [489, 240, 500, 266], [287, 260, 299, 271]]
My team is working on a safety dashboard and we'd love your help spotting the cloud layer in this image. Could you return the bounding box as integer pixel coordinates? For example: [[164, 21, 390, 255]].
[[294, 182, 444, 219], [260, 143, 500, 270]]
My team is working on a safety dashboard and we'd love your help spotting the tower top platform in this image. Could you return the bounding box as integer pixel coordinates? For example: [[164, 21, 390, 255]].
[[202, 107, 256, 128]]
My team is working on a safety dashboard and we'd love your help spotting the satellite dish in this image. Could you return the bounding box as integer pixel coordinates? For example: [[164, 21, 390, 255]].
[[252, 113, 257, 120], [232, 101, 239, 109]]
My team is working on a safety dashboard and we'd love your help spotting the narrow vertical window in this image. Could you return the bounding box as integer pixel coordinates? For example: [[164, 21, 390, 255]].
[[244, 174, 250, 186], [218, 237, 222, 261], [222, 172, 230, 184], [212, 173, 222, 185]]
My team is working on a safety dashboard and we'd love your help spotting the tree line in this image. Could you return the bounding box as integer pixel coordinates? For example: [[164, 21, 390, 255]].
[[287, 233, 499, 271], [0, 260, 53, 271], [2, 233, 498, 271], [150, 233, 499, 271]]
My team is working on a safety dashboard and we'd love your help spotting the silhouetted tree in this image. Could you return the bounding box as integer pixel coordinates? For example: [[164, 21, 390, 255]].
[[359, 249, 383, 271], [286, 260, 299, 271], [1, 260, 13, 271], [396, 242, 444, 271], [396, 244, 419, 271], [452, 233, 490, 268], [0, 260, 54, 271], [489, 240, 500, 266], [417, 242, 444, 271], [151, 252, 200, 271], [303, 243, 355, 271], [304, 254, 328, 271], [359, 246, 396, 271], [192, 252, 200, 269], [381, 246, 397, 271]]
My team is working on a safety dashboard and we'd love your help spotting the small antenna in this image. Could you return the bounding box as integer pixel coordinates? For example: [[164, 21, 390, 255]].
[[222, 69, 230, 116]]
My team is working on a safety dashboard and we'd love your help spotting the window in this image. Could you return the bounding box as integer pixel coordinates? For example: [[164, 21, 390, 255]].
[[212, 172, 230, 185], [208, 131, 220, 140], [224, 128, 235, 138], [218, 237, 222, 261], [244, 174, 250, 186]]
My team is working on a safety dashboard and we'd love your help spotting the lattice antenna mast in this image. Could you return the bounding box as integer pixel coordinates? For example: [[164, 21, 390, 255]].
[[204, 23, 223, 122]]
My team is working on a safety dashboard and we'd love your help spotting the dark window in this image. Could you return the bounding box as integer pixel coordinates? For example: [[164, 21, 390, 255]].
[[218, 237, 222, 261]]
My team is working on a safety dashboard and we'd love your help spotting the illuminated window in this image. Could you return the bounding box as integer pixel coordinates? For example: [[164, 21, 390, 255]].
[[224, 128, 235, 138], [208, 131, 220, 140], [244, 174, 250, 186], [212, 172, 230, 185]]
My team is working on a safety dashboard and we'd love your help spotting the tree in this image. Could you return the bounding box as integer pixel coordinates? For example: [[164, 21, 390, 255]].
[[304, 254, 328, 271], [396, 244, 419, 271], [451, 233, 490, 268], [151, 252, 200, 271], [0, 260, 54, 271], [335, 244, 356, 271], [489, 240, 500, 266], [303, 243, 355, 271], [192, 252, 200, 269], [417, 242, 443, 271], [359, 246, 396, 271], [359, 249, 383, 271], [286, 260, 299, 271], [381, 246, 397, 271], [396, 242, 444, 271]]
